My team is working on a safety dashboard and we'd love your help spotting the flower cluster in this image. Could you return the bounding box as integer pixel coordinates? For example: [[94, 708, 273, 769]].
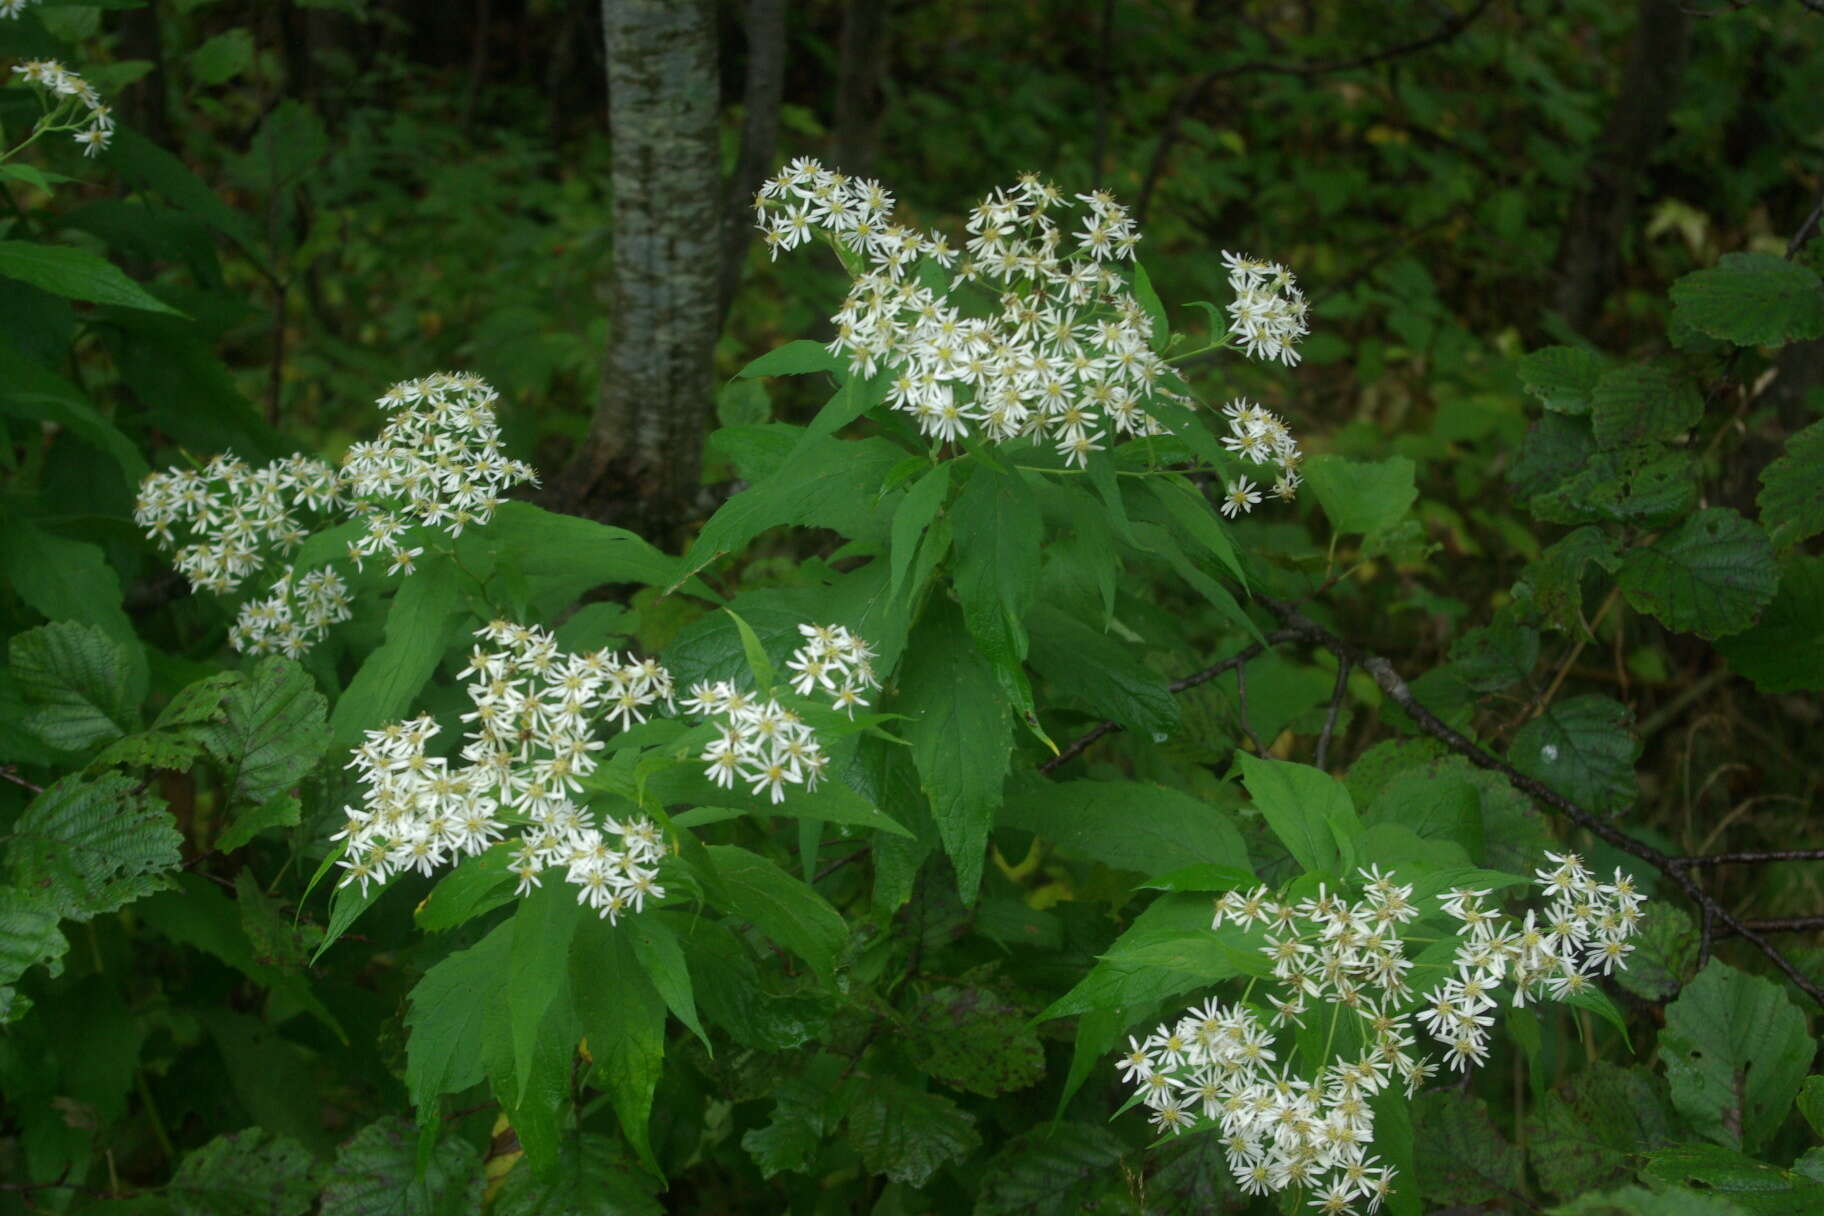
[[333, 620, 674, 924], [758, 158, 1191, 466], [679, 623, 880, 804], [10, 59, 113, 157], [1116, 853, 1644, 1214], [134, 373, 534, 655], [1222, 251, 1311, 367], [1217, 397, 1304, 518]]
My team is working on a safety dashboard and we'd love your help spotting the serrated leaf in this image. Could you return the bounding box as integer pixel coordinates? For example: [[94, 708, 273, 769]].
[[1526, 1063, 1679, 1200], [1411, 1091, 1525, 1208], [736, 339, 844, 379], [572, 916, 664, 1173], [6, 774, 180, 920], [1757, 419, 1824, 551], [1531, 444, 1698, 529], [405, 921, 510, 1118], [1618, 508, 1779, 639], [1305, 453, 1418, 536], [701, 845, 847, 981], [188, 28, 255, 87], [1552, 1183, 1756, 1216], [3, 522, 145, 697], [1642, 1143, 1824, 1212], [1519, 345, 1606, 415], [168, 1128, 320, 1216], [1613, 902, 1698, 1002], [888, 462, 949, 601], [215, 793, 301, 852], [974, 1122, 1128, 1214], [1717, 555, 1824, 686], [1511, 413, 1597, 502], [0, 887, 68, 1022], [1025, 603, 1180, 739], [1514, 526, 1620, 636], [625, 913, 709, 1050], [739, 1055, 846, 1178], [1798, 1075, 1824, 1139], [1590, 362, 1703, 449], [1509, 694, 1639, 814], [998, 779, 1249, 878], [897, 602, 1012, 902], [1670, 251, 1824, 347], [480, 501, 685, 615], [1660, 960, 1812, 1152], [8, 621, 136, 751], [1235, 753, 1362, 875], [843, 1078, 980, 1187], [906, 984, 1043, 1097], [0, 240, 185, 315], [319, 1118, 483, 1216], [1448, 617, 1540, 691], [490, 1133, 662, 1216], [414, 843, 517, 932], [508, 878, 580, 1100], [206, 657, 330, 807], [1132, 261, 1168, 351], [329, 559, 460, 749], [952, 464, 1043, 667]]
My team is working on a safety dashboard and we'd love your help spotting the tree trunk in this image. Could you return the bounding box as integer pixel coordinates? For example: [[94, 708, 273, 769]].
[[553, 0, 723, 546], [833, 0, 887, 177], [1550, 0, 1692, 334], [720, 0, 788, 325], [114, 3, 171, 151]]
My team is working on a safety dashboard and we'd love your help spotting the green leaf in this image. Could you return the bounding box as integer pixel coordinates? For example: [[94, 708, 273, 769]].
[[491, 1133, 662, 1216], [0, 241, 185, 315], [998, 779, 1249, 878], [888, 462, 949, 601], [215, 793, 301, 853], [1304, 453, 1418, 536], [1448, 617, 1539, 691], [951, 464, 1043, 666], [741, 1056, 846, 1178], [6, 774, 180, 920], [701, 845, 847, 982], [1551, 1184, 1754, 1216], [477, 502, 684, 614], [1618, 508, 1779, 639], [1526, 1063, 1680, 1201], [404, 921, 510, 1118], [906, 984, 1044, 1097], [1411, 1091, 1525, 1209], [1509, 695, 1640, 814], [3, 522, 144, 693], [1612, 902, 1699, 1003], [508, 878, 581, 1100], [1140, 476, 1247, 585], [1518, 345, 1606, 415], [1025, 603, 1180, 739], [168, 1128, 321, 1216], [1800, 1075, 1824, 1139], [1717, 555, 1824, 692], [7, 621, 137, 751], [1757, 419, 1824, 551], [205, 657, 330, 807], [1514, 526, 1620, 636], [737, 339, 844, 379], [1590, 362, 1703, 449], [318, 1118, 484, 1216], [1659, 960, 1813, 1152], [973, 1123, 1128, 1215], [723, 606, 777, 690], [572, 916, 665, 1173], [0, 887, 68, 1022], [1234, 753, 1362, 875], [897, 601, 1012, 901], [1132, 261, 1168, 350], [1670, 251, 1824, 347], [843, 1078, 981, 1188], [1643, 1143, 1824, 1212], [1039, 897, 1262, 1021], [188, 27, 255, 86], [1511, 413, 1597, 502], [414, 844, 517, 932], [330, 558, 461, 748], [1531, 444, 1698, 529], [625, 913, 709, 1051]]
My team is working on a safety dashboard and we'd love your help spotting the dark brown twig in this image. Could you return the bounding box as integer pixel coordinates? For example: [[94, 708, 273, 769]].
[[1257, 595, 1824, 1007], [1316, 659, 1352, 772], [1722, 916, 1824, 936], [1676, 849, 1824, 866], [0, 766, 44, 795]]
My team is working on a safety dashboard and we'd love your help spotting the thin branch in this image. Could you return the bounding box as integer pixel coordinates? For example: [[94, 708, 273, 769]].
[[0, 766, 44, 794], [1724, 915, 1824, 935], [1257, 595, 1824, 1008], [1316, 658, 1352, 771], [1675, 848, 1824, 866], [1787, 177, 1824, 258], [1234, 661, 1267, 755]]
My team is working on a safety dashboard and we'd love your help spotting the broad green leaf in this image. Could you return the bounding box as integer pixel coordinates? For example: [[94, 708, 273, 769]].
[[1025, 603, 1180, 740], [1447, 617, 1539, 691], [701, 845, 847, 982], [0, 240, 185, 315], [742, 1058, 845, 1178], [1718, 555, 1824, 693], [1518, 345, 1606, 415], [318, 1118, 484, 1216], [1509, 695, 1640, 814], [0, 887, 68, 1023], [491, 1133, 662, 1216], [188, 28, 255, 86], [1371, 1086, 1423, 1216], [737, 338, 844, 379], [478, 502, 684, 614], [572, 916, 665, 1173], [1798, 1075, 1824, 1139], [1757, 419, 1824, 551], [1642, 1143, 1824, 1212], [414, 844, 517, 932], [897, 601, 1012, 901], [722, 606, 776, 689], [1670, 252, 1824, 347], [906, 984, 1043, 1096], [1234, 753, 1362, 875], [1364, 766, 1482, 860], [3, 522, 144, 694], [974, 1123, 1128, 1215], [215, 793, 301, 852], [1132, 260, 1168, 350], [843, 1078, 981, 1188], [1590, 361, 1703, 449], [1526, 1063, 1680, 1201], [1552, 1184, 1752, 1216], [1513, 526, 1620, 636], [998, 779, 1249, 878], [1511, 413, 1597, 502], [888, 462, 949, 601], [168, 1128, 320, 1216], [6, 774, 180, 920], [205, 657, 330, 807], [951, 464, 1043, 666], [508, 878, 580, 1098], [1618, 508, 1779, 639], [625, 913, 709, 1051], [330, 557, 461, 748], [1531, 444, 1698, 529], [1140, 476, 1247, 585], [1304, 453, 1417, 536], [1411, 1091, 1525, 1209], [1039, 897, 1262, 1021], [1659, 960, 1812, 1152], [7, 621, 136, 751], [404, 921, 510, 1118], [1612, 902, 1699, 1002]]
